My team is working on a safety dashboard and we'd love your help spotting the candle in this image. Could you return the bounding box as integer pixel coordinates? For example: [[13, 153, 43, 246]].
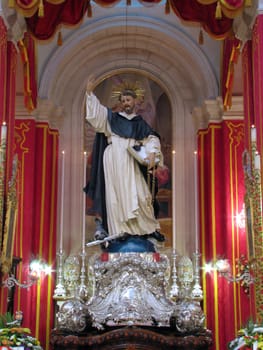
[[1, 122, 7, 146], [59, 151, 65, 252], [172, 150, 176, 252], [194, 150, 199, 253], [255, 153, 261, 170], [251, 125, 256, 143], [82, 152, 87, 252]]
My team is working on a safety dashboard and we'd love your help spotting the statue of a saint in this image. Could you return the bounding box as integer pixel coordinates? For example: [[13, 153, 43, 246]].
[[85, 79, 164, 252]]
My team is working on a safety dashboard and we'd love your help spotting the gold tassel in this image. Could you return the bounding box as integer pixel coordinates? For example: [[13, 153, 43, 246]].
[[215, 1, 222, 19], [57, 31, 63, 46], [199, 28, 204, 45], [87, 2, 92, 17], [8, 0, 14, 8], [165, 0, 170, 14], [127, 0, 131, 5], [245, 0, 252, 6], [38, 0, 44, 17]]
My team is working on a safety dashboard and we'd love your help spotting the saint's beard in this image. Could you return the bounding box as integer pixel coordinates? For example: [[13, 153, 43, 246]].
[[124, 106, 134, 114]]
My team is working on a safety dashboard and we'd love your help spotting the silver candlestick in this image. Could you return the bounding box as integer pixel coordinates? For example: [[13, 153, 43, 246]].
[[169, 251, 179, 300], [78, 250, 89, 300], [53, 249, 66, 298], [191, 251, 203, 301]]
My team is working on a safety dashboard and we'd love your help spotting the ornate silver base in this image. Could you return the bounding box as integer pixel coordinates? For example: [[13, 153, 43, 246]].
[[87, 252, 174, 328], [56, 252, 205, 334]]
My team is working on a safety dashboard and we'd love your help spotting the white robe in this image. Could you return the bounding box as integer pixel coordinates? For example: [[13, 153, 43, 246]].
[[86, 92, 161, 237]]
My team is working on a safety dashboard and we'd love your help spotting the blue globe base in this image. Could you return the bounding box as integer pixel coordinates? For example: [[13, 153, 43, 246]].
[[105, 236, 156, 253]]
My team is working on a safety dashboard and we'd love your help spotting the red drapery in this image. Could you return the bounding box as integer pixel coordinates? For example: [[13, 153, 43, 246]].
[[11, 0, 249, 41], [13, 120, 58, 350], [199, 120, 256, 350]]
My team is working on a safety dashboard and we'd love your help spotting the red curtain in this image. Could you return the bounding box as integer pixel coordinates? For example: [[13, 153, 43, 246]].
[[169, 1, 233, 38], [199, 120, 256, 350], [12, 0, 239, 40], [13, 120, 59, 350], [24, 0, 90, 40]]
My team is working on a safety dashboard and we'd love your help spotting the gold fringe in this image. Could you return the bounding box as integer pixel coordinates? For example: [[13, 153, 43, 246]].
[[38, 0, 44, 17], [57, 31, 63, 46], [245, 0, 252, 6], [8, 0, 14, 8], [87, 2, 92, 17], [199, 28, 204, 45], [215, 1, 222, 19], [165, 0, 170, 14]]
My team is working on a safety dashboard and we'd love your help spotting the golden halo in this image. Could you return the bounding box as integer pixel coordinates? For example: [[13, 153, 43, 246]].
[[111, 80, 145, 101]]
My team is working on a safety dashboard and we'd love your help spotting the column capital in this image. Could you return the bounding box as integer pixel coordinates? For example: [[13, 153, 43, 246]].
[[16, 96, 64, 129], [33, 98, 65, 129], [192, 96, 244, 131], [192, 97, 223, 131], [222, 96, 244, 120]]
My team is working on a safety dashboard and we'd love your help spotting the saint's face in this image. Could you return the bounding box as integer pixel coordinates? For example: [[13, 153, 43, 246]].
[[120, 94, 136, 115]]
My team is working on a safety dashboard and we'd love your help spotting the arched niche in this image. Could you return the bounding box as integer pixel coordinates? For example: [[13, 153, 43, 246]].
[[35, 12, 218, 255], [84, 72, 174, 247]]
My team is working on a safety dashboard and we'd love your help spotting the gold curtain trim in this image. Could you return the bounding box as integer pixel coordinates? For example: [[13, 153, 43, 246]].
[[14, 0, 66, 17], [196, 0, 245, 19], [14, 0, 39, 18]]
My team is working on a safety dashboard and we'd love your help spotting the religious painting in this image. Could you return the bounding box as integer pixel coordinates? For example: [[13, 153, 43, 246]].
[[84, 72, 173, 247]]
